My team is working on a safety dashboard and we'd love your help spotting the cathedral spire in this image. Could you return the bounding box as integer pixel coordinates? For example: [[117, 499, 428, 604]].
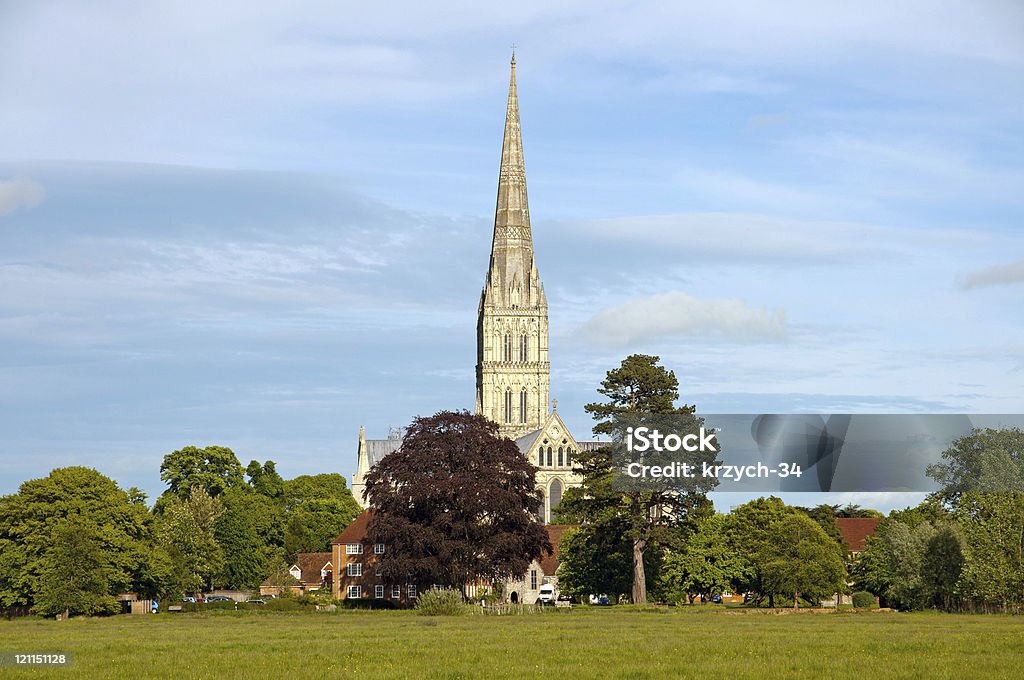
[[486, 51, 537, 306], [477, 54, 550, 438]]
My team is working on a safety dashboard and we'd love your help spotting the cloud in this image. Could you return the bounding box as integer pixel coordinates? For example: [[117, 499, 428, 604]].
[[0, 176, 45, 216], [958, 258, 1024, 289], [578, 290, 787, 347]]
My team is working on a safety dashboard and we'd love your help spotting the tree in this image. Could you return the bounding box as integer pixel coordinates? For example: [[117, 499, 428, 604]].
[[246, 460, 285, 500], [34, 519, 119, 618], [921, 523, 964, 611], [556, 523, 632, 603], [955, 492, 1024, 611], [560, 354, 718, 604], [158, 445, 245, 506], [364, 411, 551, 592], [721, 496, 796, 606], [0, 467, 151, 610], [927, 428, 1024, 504], [282, 473, 361, 557], [760, 513, 847, 608], [214, 487, 282, 589], [158, 487, 224, 594], [660, 514, 744, 604]]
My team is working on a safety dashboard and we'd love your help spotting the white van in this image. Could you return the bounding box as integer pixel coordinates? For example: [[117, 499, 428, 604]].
[[538, 584, 556, 605]]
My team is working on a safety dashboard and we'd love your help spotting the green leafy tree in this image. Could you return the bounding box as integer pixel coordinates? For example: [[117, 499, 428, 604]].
[[246, 460, 285, 500], [880, 520, 935, 610], [660, 513, 744, 604], [921, 523, 964, 611], [721, 496, 797, 606], [956, 492, 1024, 611], [215, 487, 283, 589], [158, 487, 224, 594], [158, 445, 245, 507], [760, 513, 847, 608], [365, 411, 551, 592], [927, 428, 1024, 504], [282, 473, 361, 556], [556, 523, 632, 602], [0, 467, 151, 610], [34, 519, 120, 618], [559, 354, 717, 604]]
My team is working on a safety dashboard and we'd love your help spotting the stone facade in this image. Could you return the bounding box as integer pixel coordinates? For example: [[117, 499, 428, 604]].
[[351, 56, 594, 523]]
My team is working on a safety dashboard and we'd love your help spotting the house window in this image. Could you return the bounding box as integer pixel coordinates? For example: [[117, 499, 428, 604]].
[[530, 570, 537, 590], [408, 585, 417, 599], [346, 544, 363, 555], [375, 585, 384, 599], [392, 585, 401, 598], [519, 389, 527, 424], [348, 563, 362, 577], [374, 543, 385, 554], [347, 585, 361, 599]]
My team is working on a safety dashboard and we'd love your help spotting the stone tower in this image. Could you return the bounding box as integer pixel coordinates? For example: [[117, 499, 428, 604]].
[[475, 53, 550, 439]]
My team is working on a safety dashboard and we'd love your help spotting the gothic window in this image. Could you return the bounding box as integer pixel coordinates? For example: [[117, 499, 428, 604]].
[[503, 389, 512, 423], [549, 479, 563, 516], [519, 389, 527, 424], [566, 449, 572, 468], [558, 447, 563, 467], [519, 334, 528, 362], [546, 447, 552, 467], [503, 333, 512, 362], [537, 490, 546, 523], [537, 449, 543, 466]]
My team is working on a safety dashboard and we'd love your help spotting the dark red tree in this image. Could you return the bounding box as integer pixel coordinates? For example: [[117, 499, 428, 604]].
[[364, 410, 551, 591]]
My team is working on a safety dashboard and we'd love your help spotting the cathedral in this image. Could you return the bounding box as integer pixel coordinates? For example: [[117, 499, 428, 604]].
[[351, 54, 601, 524]]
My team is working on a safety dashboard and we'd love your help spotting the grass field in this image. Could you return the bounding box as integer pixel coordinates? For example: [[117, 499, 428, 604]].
[[1, 607, 1020, 679]]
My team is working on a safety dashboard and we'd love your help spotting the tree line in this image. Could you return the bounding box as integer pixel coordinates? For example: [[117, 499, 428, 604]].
[[0, 447, 361, 617]]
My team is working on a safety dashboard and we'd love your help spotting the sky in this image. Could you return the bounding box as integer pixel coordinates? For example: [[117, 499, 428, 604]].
[[1, 0, 1022, 514]]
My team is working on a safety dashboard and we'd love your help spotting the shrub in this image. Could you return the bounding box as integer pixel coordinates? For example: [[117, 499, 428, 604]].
[[852, 591, 876, 609], [265, 598, 305, 612], [415, 588, 465, 616], [205, 600, 236, 611]]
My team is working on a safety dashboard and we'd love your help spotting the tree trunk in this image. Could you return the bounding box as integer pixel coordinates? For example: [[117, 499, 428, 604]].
[[793, 592, 799, 609], [632, 537, 647, 604]]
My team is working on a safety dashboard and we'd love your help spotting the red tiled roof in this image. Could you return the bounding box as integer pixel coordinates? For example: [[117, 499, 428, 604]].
[[333, 510, 373, 545], [540, 524, 574, 576], [295, 552, 332, 584], [835, 517, 882, 552]]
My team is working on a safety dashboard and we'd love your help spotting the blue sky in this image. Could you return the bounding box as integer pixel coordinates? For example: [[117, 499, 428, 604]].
[[1, 1, 1022, 513]]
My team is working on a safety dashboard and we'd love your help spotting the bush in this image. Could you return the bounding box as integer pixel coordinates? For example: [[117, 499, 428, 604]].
[[265, 598, 306, 612], [852, 591, 876, 609], [415, 588, 465, 616], [205, 600, 236, 611]]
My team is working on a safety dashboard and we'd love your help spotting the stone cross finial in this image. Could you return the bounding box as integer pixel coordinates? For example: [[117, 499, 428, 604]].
[[552, 399, 558, 412]]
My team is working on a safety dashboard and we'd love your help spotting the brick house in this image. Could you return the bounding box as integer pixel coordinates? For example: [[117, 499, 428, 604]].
[[260, 551, 333, 597], [331, 511, 420, 606]]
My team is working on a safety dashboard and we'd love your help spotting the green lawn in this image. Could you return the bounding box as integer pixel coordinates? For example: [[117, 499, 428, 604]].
[[1, 607, 1020, 679]]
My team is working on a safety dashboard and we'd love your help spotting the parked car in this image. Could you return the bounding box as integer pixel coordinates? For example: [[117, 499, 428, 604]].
[[206, 596, 232, 602], [537, 584, 556, 605], [182, 596, 197, 603], [712, 595, 723, 604], [245, 599, 266, 605]]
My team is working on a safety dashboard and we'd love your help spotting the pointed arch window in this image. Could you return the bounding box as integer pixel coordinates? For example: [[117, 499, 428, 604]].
[[546, 447, 552, 467], [537, 449, 544, 466], [558, 447, 564, 467], [519, 388, 527, 424], [503, 334, 512, 362], [549, 479, 563, 519], [519, 334, 528, 362], [503, 389, 513, 423]]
